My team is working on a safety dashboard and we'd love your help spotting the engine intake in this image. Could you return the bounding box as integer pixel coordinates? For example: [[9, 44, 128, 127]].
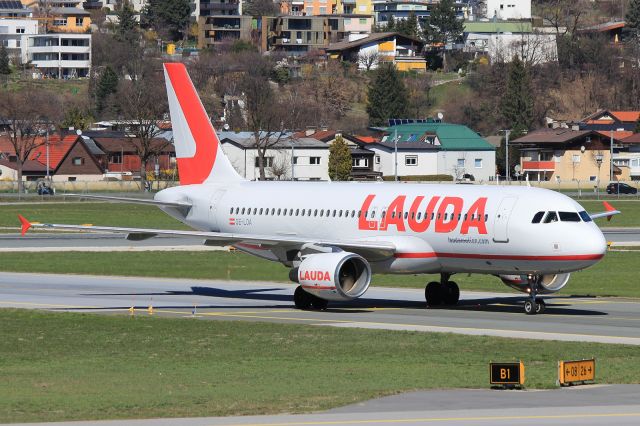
[[291, 252, 372, 301], [499, 273, 571, 294]]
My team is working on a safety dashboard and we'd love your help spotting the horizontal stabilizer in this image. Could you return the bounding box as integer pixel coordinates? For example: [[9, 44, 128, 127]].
[[64, 193, 192, 210], [589, 201, 621, 221]]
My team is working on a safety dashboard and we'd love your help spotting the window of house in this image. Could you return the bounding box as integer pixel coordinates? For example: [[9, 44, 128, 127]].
[[359, 18, 367, 24], [375, 155, 380, 164], [310, 157, 320, 165], [457, 158, 465, 167], [16, 28, 25, 34], [405, 155, 418, 166], [352, 158, 368, 167], [68, 176, 76, 181], [72, 157, 84, 166], [76, 18, 84, 27], [293, 156, 298, 164], [474, 158, 482, 168], [110, 153, 122, 164], [572, 154, 581, 163], [254, 157, 273, 167]]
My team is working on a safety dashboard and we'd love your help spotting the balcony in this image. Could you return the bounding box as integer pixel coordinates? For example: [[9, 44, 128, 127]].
[[522, 161, 556, 171]]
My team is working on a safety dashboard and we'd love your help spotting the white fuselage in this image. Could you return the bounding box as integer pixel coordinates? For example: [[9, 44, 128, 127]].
[[155, 182, 607, 276]]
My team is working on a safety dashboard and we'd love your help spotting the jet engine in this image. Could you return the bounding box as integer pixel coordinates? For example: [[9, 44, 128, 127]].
[[290, 252, 372, 301], [499, 273, 571, 294]]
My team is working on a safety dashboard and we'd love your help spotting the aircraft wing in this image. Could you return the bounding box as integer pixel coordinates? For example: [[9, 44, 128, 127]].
[[17, 215, 397, 259], [589, 201, 621, 221]]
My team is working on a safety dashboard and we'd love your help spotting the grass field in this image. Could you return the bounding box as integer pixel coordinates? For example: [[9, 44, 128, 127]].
[[1, 309, 639, 423], [0, 248, 636, 297]]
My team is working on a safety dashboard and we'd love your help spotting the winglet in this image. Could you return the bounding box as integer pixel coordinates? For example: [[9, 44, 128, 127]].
[[603, 201, 616, 222], [18, 214, 31, 236]]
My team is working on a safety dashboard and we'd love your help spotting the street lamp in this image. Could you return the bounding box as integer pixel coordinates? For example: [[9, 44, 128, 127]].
[[595, 153, 604, 197]]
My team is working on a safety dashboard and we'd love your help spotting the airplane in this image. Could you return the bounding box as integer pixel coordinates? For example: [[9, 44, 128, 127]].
[[18, 62, 621, 315]]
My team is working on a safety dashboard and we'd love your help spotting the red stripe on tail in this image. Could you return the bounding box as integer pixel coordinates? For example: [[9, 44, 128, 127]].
[[165, 63, 217, 185]]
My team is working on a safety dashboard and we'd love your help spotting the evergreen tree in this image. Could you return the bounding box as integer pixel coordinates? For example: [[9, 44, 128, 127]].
[[328, 135, 353, 181], [115, 0, 139, 42], [500, 56, 534, 131], [627, 0, 640, 41], [366, 63, 409, 126], [143, 0, 191, 41], [386, 15, 395, 31], [423, 0, 464, 45], [403, 12, 420, 38], [62, 107, 94, 131], [96, 66, 119, 113], [0, 45, 10, 75]]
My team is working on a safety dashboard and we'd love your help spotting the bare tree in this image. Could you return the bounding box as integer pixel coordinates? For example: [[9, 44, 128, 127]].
[[0, 88, 51, 192], [405, 73, 432, 118], [114, 63, 169, 190], [357, 50, 379, 71], [269, 152, 291, 180]]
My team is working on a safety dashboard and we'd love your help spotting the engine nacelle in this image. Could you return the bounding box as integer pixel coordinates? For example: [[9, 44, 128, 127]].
[[290, 252, 372, 301], [499, 273, 571, 294]]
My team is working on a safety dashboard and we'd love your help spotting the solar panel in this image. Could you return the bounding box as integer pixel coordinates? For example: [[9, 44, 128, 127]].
[[0, 1, 25, 9]]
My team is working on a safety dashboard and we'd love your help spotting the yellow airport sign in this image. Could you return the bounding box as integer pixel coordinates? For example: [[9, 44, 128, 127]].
[[559, 359, 595, 386], [490, 361, 525, 386]]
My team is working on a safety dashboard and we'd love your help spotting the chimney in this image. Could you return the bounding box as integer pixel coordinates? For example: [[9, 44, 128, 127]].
[[305, 127, 316, 137]]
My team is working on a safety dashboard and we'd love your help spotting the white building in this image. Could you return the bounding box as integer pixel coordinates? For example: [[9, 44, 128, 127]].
[[22, 33, 91, 78], [485, 0, 531, 20], [364, 123, 496, 182], [0, 19, 38, 60], [219, 132, 330, 181], [487, 32, 558, 65]]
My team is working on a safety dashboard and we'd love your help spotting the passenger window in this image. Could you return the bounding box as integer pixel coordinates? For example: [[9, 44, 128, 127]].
[[532, 211, 545, 224], [543, 212, 558, 223], [253, 208, 257, 215], [458, 213, 461, 220], [431, 212, 435, 220], [259, 208, 263, 215], [295, 209, 299, 216], [289, 209, 293, 216], [271, 208, 275, 215], [417, 212, 422, 220], [371, 211, 376, 218], [277, 208, 281, 215], [484, 214, 488, 222], [404, 212, 408, 219], [333, 210, 337, 217], [301, 210, 305, 216], [579, 211, 592, 222], [241, 208, 245, 214], [314, 209, 318, 216], [235, 207, 240, 214], [559, 211, 581, 222], [357, 211, 361, 218], [229, 207, 233, 214]]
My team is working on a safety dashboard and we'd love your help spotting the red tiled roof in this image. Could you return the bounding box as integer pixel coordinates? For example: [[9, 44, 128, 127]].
[[292, 130, 337, 141], [595, 130, 634, 141], [610, 111, 640, 122], [0, 158, 46, 173], [354, 135, 379, 143], [93, 137, 174, 153], [29, 135, 80, 169], [584, 110, 640, 123]]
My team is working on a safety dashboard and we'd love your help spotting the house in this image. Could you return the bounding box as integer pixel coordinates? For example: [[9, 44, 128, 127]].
[[577, 110, 640, 132], [85, 132, 176, 178], [617, 133, 640, 181], [327, 32, 425, 71], [372, 0, 467, 29], [363, 122, 496, 181], [47, 6, 91, 33], [464, 21, 557, 64], [485, 0, 531, 20], [339, 0, 373, 16], [219, 131, 330, 181], [294, 128, 382, 180], [510, 128, 626, 183], [577, 20, 625, 44], [0, 133, 103, 181]]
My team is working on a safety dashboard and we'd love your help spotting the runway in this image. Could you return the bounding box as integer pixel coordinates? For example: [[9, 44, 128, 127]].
[[11, 386, 640, 425], [1, 272, 640, 345]]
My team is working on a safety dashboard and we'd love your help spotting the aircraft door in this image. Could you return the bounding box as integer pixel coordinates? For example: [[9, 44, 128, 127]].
[[493, 196, 518, 243], [209, 190, 226, 231]]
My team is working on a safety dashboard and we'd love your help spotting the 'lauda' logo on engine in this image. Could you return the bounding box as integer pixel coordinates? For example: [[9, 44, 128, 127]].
[[358, 194, 488, 235], [299, 270, 332, 281]]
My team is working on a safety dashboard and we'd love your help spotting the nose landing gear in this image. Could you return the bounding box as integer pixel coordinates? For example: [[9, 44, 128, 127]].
[[425, 274, 460, 307], [524, 275, 546, 315]]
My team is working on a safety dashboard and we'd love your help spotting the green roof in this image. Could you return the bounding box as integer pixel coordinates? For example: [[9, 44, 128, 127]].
[[384, 123, 495, 151], [464, 21, 532, 34]]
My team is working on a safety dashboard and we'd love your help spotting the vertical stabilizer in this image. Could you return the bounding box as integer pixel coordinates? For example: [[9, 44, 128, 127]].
[[163, 62, 242, 185]]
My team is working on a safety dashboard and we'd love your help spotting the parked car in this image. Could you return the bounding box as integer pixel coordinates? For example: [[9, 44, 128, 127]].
[[606, 182, 637, 194]]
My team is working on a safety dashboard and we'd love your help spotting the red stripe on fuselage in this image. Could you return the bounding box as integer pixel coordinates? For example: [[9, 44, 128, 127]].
[[394, 252, 604, 261], [165, 63, 217, 185]]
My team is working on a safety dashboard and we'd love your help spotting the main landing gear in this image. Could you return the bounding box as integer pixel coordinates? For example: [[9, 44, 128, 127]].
[[425, 273, 460, 307], [294, 286, 329, 311], [524, 274, 546, 315]]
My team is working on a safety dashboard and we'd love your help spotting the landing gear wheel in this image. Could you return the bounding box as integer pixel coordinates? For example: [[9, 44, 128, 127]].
[[311, 296, 329, 311], [524, 300, 536, 315], [425, 281, 443, 307], [294, 286, 312, 310], [442, 281, 460, 306], [535, 298, 546, 314]]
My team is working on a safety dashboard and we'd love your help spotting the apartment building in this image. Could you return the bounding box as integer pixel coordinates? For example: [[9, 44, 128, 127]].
[[198, 14, 257, 48], [262, 15, 345, 54], [22, 32, 91, 78], [197, 0, 242, 17]]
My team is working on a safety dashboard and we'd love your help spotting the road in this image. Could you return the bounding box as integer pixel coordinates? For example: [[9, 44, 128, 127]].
[[1, 272, 640, 345]]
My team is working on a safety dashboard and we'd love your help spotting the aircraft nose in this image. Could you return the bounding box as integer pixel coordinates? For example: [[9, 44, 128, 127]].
[[588, 228, 608, 258]]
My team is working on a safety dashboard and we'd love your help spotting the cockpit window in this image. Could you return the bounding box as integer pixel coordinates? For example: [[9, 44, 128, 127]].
[[559, 212, 581, 222], [531, 211, 545, 223], [543, 211, 559, 223], [579, 211, 592, 222]]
